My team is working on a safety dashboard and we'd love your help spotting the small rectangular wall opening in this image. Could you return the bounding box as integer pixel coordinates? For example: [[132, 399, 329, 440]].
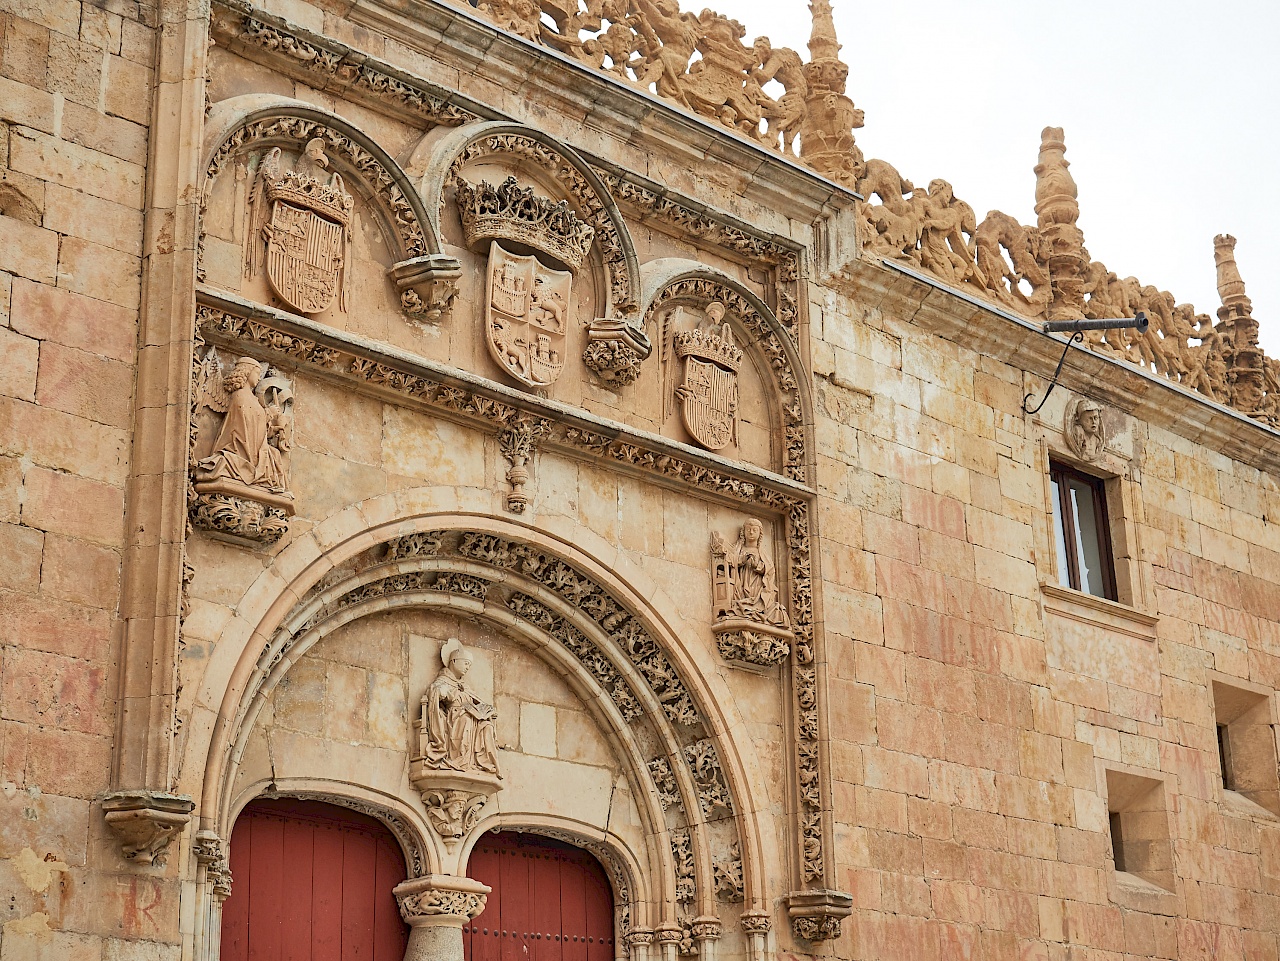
[[1105, 769, 1174, 891], [1212, 679, 1280, 816]]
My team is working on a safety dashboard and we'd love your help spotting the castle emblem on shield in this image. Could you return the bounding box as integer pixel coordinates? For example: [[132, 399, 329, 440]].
[[248, 139, 353, 315], [674, 303, 742, 451], [485, 243, 572, 388]]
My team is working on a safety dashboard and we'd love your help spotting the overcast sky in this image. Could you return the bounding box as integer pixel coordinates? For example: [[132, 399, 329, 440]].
[[706, 0, 1279, 355]]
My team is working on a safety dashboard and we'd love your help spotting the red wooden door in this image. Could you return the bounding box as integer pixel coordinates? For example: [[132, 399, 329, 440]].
[[465, 831, 614, 961], [221, 798, 410, 961]]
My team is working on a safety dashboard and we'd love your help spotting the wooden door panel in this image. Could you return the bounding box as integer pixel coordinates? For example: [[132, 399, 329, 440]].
[[465, 832, 615, 961], [221, 799, 409, 961]]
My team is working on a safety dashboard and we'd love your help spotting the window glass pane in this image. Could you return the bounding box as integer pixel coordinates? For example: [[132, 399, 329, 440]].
[[1050, 476, 1072, 587], [1068, 479, 1108, 597]]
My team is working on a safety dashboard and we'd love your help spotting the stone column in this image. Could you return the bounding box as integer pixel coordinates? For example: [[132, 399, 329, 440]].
[[1214, 234, 1266, 415], [394, 874, 491, 961]]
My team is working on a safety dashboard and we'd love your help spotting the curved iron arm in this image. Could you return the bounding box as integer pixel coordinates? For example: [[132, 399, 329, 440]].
[[1022, 330, 1086, 415]]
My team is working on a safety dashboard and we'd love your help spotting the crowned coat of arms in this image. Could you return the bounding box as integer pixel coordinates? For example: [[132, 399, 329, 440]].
[[248, 139, 353, 315], [454, 176, 595, 390], [674, 303, 742, 451]]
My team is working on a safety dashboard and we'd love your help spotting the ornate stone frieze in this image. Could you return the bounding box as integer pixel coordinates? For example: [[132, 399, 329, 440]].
[[385, 532, 445, 560], [410, 639, 502, 846], [456, 175, 595, 272], [189, 347, 295, 546], [102, 791, 195, 867], [710, 518, 793, 668], [1063, 397, 1106, 462], [211, 1, 480, 129], [506, 593, 644, 722]]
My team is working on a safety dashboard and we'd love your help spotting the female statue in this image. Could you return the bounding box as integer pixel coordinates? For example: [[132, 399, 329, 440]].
[[717, 518, 791, 629], [423, 639, 500, 776]]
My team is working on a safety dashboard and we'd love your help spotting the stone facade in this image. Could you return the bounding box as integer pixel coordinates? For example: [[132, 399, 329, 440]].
[[1, 0, 1279, 960]]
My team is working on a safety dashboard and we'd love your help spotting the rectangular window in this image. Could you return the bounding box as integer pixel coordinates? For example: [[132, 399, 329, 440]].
[[1050, 461, 1116, 600]]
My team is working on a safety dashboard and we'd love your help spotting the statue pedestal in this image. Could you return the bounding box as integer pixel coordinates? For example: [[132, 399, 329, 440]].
[[409, 755, 502, 847], [190, 479, 295, 546], [713, 617, 793, 669]]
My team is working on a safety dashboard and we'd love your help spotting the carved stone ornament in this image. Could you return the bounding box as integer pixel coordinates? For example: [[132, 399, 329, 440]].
[[390, 254, 463, 324], [247, 140, 353, 314], [1063, 397, 1106, 462], [456, 175, 595, 273], [582, 319, 651, 387], [409, 638, 502, 846], [787, 888, 853, 942], [486, 243, 574, 389], [193, 829, 233, 900], [498, 415, 550, 513], [190, 348, 295, 546], [394, 875, 491, 925], [101, 791, 195, 867], [674, 302, 742, 451], [710, 518, 793, 668]]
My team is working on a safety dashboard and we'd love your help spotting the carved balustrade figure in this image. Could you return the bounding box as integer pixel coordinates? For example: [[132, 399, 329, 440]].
[[973, 210, 1050, 314], [631, 0, 701, 104], [750, 38, 808, 154], [918, 179, 980, 287], [856, 158, 924, 259]]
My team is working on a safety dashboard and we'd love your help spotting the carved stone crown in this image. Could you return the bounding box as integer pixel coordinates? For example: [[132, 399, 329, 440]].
[[674, 324, 743, 373], [266, 171, 353, 227], [454, 175, 595, 271]]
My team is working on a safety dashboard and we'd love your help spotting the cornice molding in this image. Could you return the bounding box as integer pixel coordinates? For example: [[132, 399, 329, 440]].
[[193, 285, 812, 509], [840, 258, 1280, 477]]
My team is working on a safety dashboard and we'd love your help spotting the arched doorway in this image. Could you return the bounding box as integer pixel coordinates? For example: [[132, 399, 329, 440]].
[[465, 831, 615, 960], [221, 798, 410, 961]]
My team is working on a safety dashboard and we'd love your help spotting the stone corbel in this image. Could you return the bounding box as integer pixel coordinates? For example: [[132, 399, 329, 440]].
[[497, 415, 550, 513], [391, 254, 463, 324], [189, 482, 294, 547], [101, 791, 195, 867], [786, 889, 852, 943], [582, 318, 651, 387], [394, 874, 490, 961]]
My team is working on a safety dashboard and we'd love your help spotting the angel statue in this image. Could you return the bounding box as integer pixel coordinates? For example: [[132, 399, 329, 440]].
[[192, 350, 293, 495], [711, 518, 791, 629], [422, 639, 501, 776]]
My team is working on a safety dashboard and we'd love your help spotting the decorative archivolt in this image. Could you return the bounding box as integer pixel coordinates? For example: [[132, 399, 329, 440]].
[[207, 522, 768, 944], [201, 97, 462, 321]]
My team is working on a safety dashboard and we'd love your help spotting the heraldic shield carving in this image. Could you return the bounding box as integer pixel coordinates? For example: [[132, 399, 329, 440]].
[[249, 139, 353, 315], [485, 242, 573, 388], [674, 303, 743, 451]]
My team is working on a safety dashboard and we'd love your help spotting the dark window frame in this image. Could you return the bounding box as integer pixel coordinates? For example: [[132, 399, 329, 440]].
[[1050, 460, 1118, 601]]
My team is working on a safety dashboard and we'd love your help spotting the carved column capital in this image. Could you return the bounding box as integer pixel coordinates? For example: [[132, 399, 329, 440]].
[[787, 888, 852, 942], [740, 911, 771, 936], [394, 875, 491, 927], [101, 791, 195, 867]]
